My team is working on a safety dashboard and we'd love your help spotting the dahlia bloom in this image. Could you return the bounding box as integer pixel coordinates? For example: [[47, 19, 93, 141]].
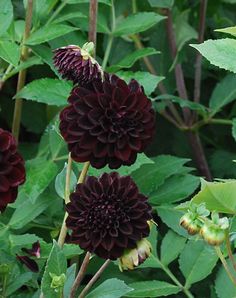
[[53, 43, 103, 85], [0, 129, 25, 212], [66, 172, 152, 260], [60, 74, 155, 169]]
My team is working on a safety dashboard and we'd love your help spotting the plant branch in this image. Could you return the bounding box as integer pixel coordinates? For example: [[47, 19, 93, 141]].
[[215, 246, 236, 286], [46, 0, 68, 25], [12, 0, 33, 141], [69, 252, 91, 298], [57, 154, 73, 247], [193, 0, 208, 104], [226, 230, 236, 272], [78, 259, 111, 298], [88, 0, 98, 49]]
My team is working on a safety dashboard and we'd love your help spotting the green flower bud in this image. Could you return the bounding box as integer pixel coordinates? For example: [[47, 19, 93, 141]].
[[49, 273, 66, 290], [180, 213, 201, 235], [118, 238, 152, 271], [200, 223, 226, 246]]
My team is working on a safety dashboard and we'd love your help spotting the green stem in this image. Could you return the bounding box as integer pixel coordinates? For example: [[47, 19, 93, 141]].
[[57, 154, 73, 247], [192, 118, 233, 131], [45, 0, 68, 25], [215, 246, 236, 286], [78, 259, 111, 298], [102, 0, 115, 70], [12, 0, 33, 141], [132, 0, 137, 13], [226, 230, 236, 272], [155, 257, 194, 298], [69, 252, 91, 298]]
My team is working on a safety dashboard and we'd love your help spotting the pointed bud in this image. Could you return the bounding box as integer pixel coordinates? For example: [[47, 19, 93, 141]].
[[118, 239, 152, 271]]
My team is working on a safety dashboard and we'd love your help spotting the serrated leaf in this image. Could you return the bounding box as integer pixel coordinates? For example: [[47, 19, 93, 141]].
[[131, 155, 190, 196], [0, 41, 20, 66], [215, 256, 236, 298], [161, 230, 186, 266], [41, 240, 67, 298], [114, 12, 166, 36], [15, 79, 72, 106], [126, 281, 180, 297], [150, 174, 200, 205], [191, 180, 236, 214], [209, 74, 236, 115], [9, 192, 56, 229], [116, 71, 164, 96], [107, 48, 160, 72], [9, 234, 39, 247], [215, 26, 236, 37], [148, 0, 174, 8], [55, 164, 77, 199], [191, 39, 236, 73], [53, 11, 86, 24], [26, 24, 78, 45], [155, 205, 189, 237], [179, 240, 218, 287], [14, 158, 58, 205], [86, 278, 133, 298], [0, 0, 13, 36]]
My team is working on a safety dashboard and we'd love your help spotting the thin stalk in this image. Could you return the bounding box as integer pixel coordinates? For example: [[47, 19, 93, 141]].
[[45, 0, 68, 25], [215, 246, 236, 286], [78, 161, 90, 183], [78, 260, 111, 298], [57, 154, 73, 247], [12, 0, 33, 141], [155, 257, 194, 298], [69, 252, 91, 298], [132, 0, 137, 13], [88, 0, 98, 47], [191, 118, 233, 131], [193, 0, 208, 104], [102, 0, 115, 69], [226, 230, 236, 272]]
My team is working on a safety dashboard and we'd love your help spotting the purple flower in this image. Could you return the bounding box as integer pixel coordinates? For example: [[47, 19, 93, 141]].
[[16, 255, 39, 273]]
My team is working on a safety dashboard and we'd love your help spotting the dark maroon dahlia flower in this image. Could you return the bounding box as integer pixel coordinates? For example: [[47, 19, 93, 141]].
[[59, 74, 155, 169], [66, 172, 152, 260], [0, 128, 25, 212], [53, 44, 102, 85]]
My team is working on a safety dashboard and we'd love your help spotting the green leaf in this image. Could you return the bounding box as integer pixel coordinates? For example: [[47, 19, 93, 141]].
[[31, 45, 57, 75], [155, 205, 189, 237], [62, 244, 83, 258], [215, 256, 236, 298], [210, 150, 236, 178], [9, 192, 56, 229], [53, 11, 86, 24], [215, 26, 236, 37], [55, 164, 77, 199], [131, 155, 190, 196], [63, 264, 76, 298], [148, 0, 174, 8], [116, 71, 164, 96], [179, 240, 218, 287], [232, 119, 236, 141], [15, 158, 58, 204], [15, 79, 72, 106], [67, 0, 111, 5], [6, 272, 33, 296], [150, 174, 200, 205], [41, 240, 67, 298], [86, 278, 133, 298], [209, 74, 236, 115], [155, 95, 207, 114], [191, 180, 236, 214], [190, 39, 236, 73], [161, 230, 186, 266], [114, 12, 165, 36], [126, 281, 180, 297], [0, 41, 20, 67], [0, 0, 13, 36], [9, 233, 39, 247], [26, 24, 78, 45], [107, 48, 160, 72]]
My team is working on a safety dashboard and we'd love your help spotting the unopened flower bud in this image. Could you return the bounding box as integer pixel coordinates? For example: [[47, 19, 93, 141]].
[[180, 213, 201, 235], [200, 223, 226, 246], [118, 238, 152, 271], [49, 273, 66, 289]]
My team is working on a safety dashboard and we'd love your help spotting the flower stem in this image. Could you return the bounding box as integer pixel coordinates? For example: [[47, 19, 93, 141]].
[[69, 252, 91, 298], [225, 230, 236, 272], [78, 259, 111, 298], [215, 246, 236, 286], [46, 0, 68, 25], [155, 257, 194, 298], [88, 0, 98, 48], [57, 154, 73, 247], [12, 0, 33, 141]]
